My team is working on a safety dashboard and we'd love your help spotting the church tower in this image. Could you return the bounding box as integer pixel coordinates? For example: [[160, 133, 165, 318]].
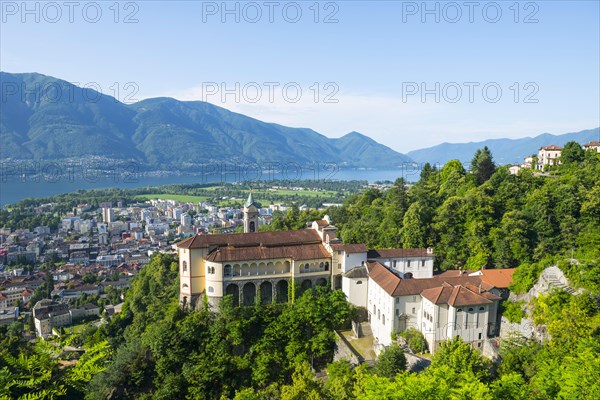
[[243, 192, 260, 233]]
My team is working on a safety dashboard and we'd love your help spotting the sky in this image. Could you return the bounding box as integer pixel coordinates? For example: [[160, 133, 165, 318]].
[[1, 0, 599, 153]]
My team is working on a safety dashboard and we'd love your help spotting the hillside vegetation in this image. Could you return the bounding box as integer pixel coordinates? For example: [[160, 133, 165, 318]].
[[1, 145, 599, 399]]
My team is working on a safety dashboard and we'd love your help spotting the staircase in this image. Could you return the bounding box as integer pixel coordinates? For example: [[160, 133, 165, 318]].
[[360, 322, 373, 337], [545, 268, 576, 294]]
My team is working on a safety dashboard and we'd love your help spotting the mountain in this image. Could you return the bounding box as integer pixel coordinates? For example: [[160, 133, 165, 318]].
[[0, 72, 413, 169], [407, 128, 600, 165]]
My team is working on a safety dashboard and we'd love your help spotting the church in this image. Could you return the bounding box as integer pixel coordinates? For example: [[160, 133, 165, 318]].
[[176, 193, 512, 352]]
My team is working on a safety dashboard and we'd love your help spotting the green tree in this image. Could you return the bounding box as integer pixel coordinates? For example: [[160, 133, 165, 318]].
[[560, 141, 584, 165], [430, 338, 490, 380], [324, 360, 356, 400], [471, 146, 497, 185], [373, 344, 407, 379], [280, 361, 325, 400]]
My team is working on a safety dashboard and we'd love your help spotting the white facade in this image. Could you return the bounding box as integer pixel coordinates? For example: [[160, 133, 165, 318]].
[[101, 207, 114, 223], [341, 271, 368, 308], [366, 261, 503, 354], [368, 278, 395, 348], [537, 145, 562, 169]]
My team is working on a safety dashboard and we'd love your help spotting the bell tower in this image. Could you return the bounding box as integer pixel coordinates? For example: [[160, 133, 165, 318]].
[[243, 192, 260, 233]]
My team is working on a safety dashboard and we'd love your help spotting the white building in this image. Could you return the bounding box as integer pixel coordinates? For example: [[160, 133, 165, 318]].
[[33, 300, 72, 338], [181, 213, 192, 227], [101, 207, 114, 223], [366, 261, 513, 353], [583, 141, 600, 153], [537, 145, 562, 169]]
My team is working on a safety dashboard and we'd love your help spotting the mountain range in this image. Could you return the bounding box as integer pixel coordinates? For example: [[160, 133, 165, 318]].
[[407, 128, 600, 165], [1, 72, 598, 170], [0, 72, 410, 170]]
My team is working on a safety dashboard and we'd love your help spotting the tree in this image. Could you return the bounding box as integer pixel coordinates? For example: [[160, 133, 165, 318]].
[[6, 322, 24, 338], [401, 201, 432, 248], [280, 361, 325, 400], [560, 141, 584, 165], [471, 147, 497, 185], [324, 360, 356, 400], [430, 338, 490, 380], [373, 344, 407, 379]]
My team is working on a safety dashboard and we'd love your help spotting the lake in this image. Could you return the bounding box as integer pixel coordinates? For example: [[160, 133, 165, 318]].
[[0, 167, 421, 206]]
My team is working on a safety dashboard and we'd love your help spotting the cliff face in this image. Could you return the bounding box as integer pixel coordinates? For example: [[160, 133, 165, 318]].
[[500, 266, 579, 342]]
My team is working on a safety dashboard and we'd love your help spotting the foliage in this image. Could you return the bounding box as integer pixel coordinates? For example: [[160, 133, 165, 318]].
[[502, 300, 526, 323], [373, 344, 407, 379], [398, 328, 428, 354]]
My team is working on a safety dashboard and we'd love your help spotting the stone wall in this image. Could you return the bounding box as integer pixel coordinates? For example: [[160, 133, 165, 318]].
[[333, 331, 362, 366]]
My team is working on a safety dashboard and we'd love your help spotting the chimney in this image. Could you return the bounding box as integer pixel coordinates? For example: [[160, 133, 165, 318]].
[[426, 247, 433, 254]]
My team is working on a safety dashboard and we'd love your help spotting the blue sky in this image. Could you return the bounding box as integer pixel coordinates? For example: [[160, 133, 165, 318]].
[[1, 0, 599, 153]]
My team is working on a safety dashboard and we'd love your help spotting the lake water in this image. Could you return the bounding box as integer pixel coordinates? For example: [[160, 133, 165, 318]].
[[0, 168, 421, 206]]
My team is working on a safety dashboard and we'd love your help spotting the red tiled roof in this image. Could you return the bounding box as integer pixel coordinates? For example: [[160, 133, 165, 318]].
[[331, 243, 368, 254], [205, 243, 330, 262], [367, 248, 433, 258], [365, 261, 402, 296], [540, 145, 562, 151], [478, 268, 516, 289], [176, 229, 322, 249], [447, 285, 498, 307], [367, 261, 503, 303], [584, 141, 600, 147]]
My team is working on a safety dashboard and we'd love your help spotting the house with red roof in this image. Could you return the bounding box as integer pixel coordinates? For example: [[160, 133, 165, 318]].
[[366, 261, 513, 353]]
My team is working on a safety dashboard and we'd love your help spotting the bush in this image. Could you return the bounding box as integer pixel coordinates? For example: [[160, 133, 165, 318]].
[[502, 300, 526, 323], [373, 344, 407, 379], [398, 328, 428, 353]]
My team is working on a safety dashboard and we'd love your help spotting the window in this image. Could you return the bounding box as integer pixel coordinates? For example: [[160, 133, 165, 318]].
[[182, 283, 189, 289], [396, 309, 399, 316], [468, 307, 474, 312], [303, 263, 310, 272], [182, 261, 187, 273], [421, 260, 426, 267], [338, 263, 342, 270], [377, 309, 380, 320], [478, 333, 482, 340], [324, 262, 329, 271], [479, 306, 485, 311], [373, 305, 376, 314], [208, 286, 214, 293], [412, 295, 416, 302], [412, 307, 416, 314], [356, 280, 363, 285], [393, 260, 397, 268], [224, 264, 232, 277], [319, 262, 324, 270], [382, 314, 386, 326]]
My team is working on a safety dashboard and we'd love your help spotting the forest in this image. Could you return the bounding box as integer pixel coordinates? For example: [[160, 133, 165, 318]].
[[1, 143, 599, 399]]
